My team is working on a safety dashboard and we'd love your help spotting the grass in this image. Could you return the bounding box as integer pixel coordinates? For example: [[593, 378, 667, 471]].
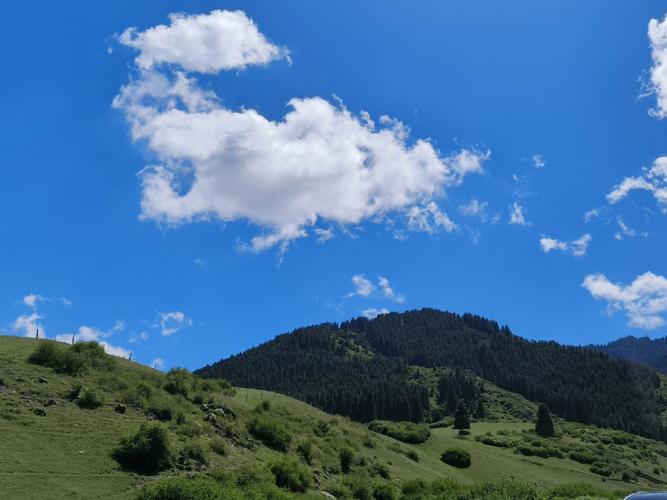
[[1, 335, 665, 499]]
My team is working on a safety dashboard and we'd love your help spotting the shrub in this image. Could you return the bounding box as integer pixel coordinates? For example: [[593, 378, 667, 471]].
[[164, 368, 193, 398], [345, 474, 373, 500], [339, 447, 354, 473], [372, 482, 397, 500], [209, 437, 227, 456], [569, 450, 597, 464], [371, 463, 390, 479], [296, 440, 313, 465], [468, 480, 539, 499], [475, 434, 513, 448], [257, 399, 271, 412], [367, 420, 431, 444], [441, 447, 471, 468], [405, 449, 420, 462], [135, 477, 226, 499], [146, 399, 174, 421], [28, 342, 63, 368], [178, 440, 208, 469], [247, 416, 292, 451], [271, 457, 312, 492], [590, 461, 612, 477], [77, 387, 103, 409], [547, 483, 611, 498], [28, 341, 113, 375], [112, 422, 172, 473]]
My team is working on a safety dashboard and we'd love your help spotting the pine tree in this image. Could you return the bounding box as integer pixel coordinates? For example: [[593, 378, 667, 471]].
[[535, 403, 555, 437], [453, 400, 470, 430], [474, 400, 486, 419]]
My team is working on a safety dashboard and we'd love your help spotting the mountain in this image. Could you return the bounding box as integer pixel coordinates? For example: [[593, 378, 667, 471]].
[[3, 334, 658, 499], [197, 308, 667, 441], [594, 335, 667, 374]]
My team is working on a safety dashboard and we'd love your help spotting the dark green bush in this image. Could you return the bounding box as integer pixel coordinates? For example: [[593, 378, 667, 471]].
[[590, 461, 612, 477], [28, 342, 64, 368], [345, 474, 373, 500], [135, 477, 227, 499], [569, 449, 597, 464], [371, 462, 390, 479], [339, 447, 354, 473], [77, 387, 103, 409], [147, 399, 174, 421], [28, 341, 113, 375], [178, 440, 208, 469], [296, 440, 313, 465], [547, 483, 612, 498], [440, 447, 471, 468], [112, 422, 172, 474], [368, 420, 431, 444], [209, 437, 227, 456], [164, 368, 193, 398], [475, 433, 513, 448], [405, 449, 420, 462], [372, 482, 396, 500], [247, 416, 292, 451], [467, 480, 539, 499], [270, 457, 312, 492]]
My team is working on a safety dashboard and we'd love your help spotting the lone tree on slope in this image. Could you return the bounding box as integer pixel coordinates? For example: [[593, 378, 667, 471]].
[[453, 401, 470, 430], [535, 403, 555, 437]]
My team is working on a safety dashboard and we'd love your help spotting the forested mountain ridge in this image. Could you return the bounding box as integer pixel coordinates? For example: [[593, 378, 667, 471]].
[[593, 335, 667, 374], [197, 308, 667, 441]]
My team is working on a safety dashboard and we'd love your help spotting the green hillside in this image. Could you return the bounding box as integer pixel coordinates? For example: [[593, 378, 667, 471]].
[[2, 335, 667, 499]]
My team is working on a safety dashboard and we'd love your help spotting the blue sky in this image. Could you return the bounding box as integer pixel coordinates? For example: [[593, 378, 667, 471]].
[[2, 1, 667, 370]]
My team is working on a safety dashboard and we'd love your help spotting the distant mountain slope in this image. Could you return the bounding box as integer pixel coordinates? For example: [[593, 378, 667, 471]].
[[593, 336, 667, 374], [197, 308, 667, 440]]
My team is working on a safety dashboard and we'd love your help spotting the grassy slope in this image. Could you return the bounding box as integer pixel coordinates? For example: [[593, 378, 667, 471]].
[[1, 336, 665, 499]]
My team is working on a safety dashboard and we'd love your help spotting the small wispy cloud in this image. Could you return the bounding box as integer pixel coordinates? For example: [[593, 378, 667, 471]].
[[540, 234, 591, 257], [509, 202, 529, 226], [157, 311, 192, 336]]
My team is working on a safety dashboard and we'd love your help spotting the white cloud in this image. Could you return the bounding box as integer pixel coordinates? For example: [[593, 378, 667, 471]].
[[54, 326, 131, 358], [606, 157, 667, 211], [362, 308, 389, 319], [129, 331, 149, 343], [459, 199, 488, 220], [115, 10, 488, 252], [61, 297, 73, 306], [314, 227, 334, 243], [157, 311, 192, 336], [570, 234, 592, 257], [13, 313, 44, 338], [539, 237, 568, 253], [583, 208, 602, 223], [648, 14, 667, 118], [509, 202, 528, 226], [350, 275, 374, 297], [119, 10, 288, 73], [532, 154, 546, 169], [378, 276, 405, 303], [23, 294, 44, 308], [406, 202, 457, 233], [614, 218, 637, 240], [539, 233, 591, 257], [194, 258, 207, 268], [582, 271, 667, 330], [111, 320, 125, 332], [151, 358, 165, 370]]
